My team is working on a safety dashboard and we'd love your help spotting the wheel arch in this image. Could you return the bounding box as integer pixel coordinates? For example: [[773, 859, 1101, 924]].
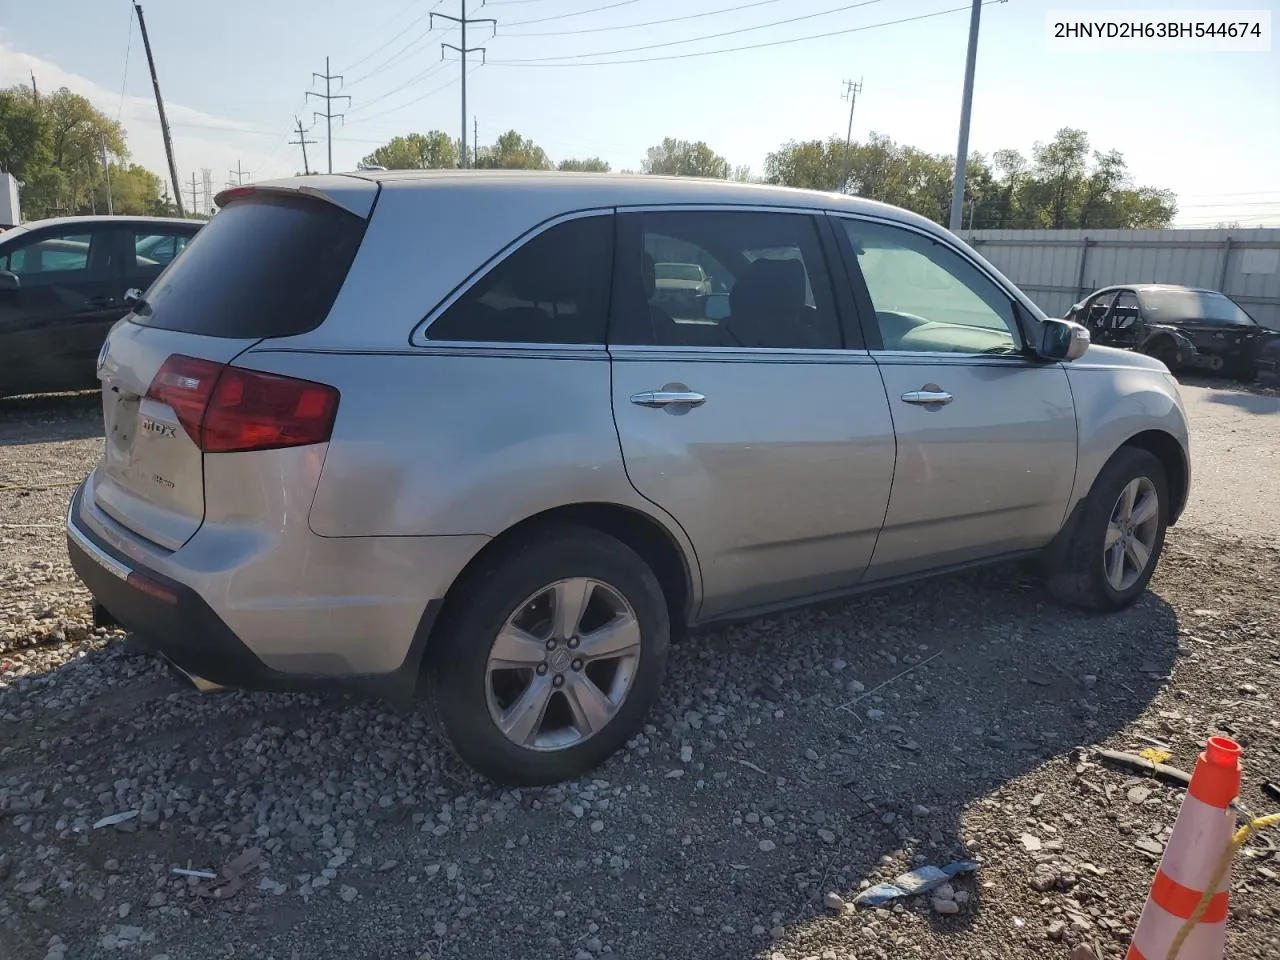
[[1119, 429, 1189, 525], [427, 501, 699, 663]]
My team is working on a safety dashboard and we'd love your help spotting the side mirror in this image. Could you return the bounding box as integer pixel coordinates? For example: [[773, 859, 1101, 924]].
[[0, 270, 19, 291], [123, 288, 145, 307], [1040, 318, 1091, 361]]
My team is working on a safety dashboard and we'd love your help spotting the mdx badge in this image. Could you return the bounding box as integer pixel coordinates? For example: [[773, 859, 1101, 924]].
[[140, 416, 177, 439]]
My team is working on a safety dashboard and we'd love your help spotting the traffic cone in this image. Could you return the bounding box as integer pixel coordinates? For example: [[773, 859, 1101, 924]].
[[1127, 736, 1241, 960]]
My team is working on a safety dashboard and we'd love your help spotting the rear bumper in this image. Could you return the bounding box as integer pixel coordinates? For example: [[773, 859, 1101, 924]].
[[66, 481, 440, 704]]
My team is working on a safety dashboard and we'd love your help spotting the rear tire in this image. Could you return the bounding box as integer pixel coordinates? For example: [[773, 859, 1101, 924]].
[[1043, 447, 1169, 612], [424, 525, 670, 786]]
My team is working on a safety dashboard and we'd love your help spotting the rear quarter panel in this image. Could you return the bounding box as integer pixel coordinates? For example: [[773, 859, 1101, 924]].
[[245, 348, 699, 581], [1064, 346, 1190, 517]]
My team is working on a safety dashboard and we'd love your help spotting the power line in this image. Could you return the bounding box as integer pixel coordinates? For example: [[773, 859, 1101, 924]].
[[346, 49, 454, 114], [492, 0, 889, 61], [338, 0, 431, 72], [115, 2, 133, 122], [486, 1, 1003, 66], [501, 0, 787, 36], [344, 66, 477, 128], [501, 0, 643, 29], [345, 6, 445, 86], [307, 56, 352, 174], [432, 1, 496, 168]]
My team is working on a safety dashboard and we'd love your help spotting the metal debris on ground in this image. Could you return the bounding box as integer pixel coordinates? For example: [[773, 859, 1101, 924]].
[[92, 810, 139, 829], [852, 860, 979, 907], [193, 847, 265, 901], [171, 867, 217, 879]]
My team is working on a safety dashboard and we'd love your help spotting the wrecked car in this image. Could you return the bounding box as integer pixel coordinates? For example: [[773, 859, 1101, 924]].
[[1067, 284, 1280, 381]]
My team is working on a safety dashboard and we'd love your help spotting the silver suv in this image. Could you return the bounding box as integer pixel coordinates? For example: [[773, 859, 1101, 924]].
[[66, 172, 1190, 785]]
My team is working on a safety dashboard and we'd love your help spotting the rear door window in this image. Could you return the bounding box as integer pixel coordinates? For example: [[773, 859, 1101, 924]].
[[2, 231, 108, 283], [426, 214, 614, 345], [133, 230, 191, 269], [610, 210, 842, 350], [130, 194, 365, 339]]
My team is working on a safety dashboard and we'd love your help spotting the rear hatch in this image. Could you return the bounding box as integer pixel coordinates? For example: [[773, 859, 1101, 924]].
[[93, 185, 373, 550]]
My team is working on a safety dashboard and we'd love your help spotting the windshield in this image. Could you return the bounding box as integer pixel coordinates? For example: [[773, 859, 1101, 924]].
[[654, 262, 703, 281], [1141, 290, 1255, 327]]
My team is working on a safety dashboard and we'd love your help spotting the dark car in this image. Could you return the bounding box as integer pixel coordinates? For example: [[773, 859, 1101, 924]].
[[1067, 283, 1280, 381], [0, 215, 203, 398]]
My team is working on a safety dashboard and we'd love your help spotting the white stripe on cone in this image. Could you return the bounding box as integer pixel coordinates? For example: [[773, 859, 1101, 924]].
[[1159, 793, 1236, 893], [1131, 898, 1227, 960]]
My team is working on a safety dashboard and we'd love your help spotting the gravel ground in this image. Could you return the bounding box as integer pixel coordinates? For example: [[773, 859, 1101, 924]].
[[1, 384, 1278, 960]]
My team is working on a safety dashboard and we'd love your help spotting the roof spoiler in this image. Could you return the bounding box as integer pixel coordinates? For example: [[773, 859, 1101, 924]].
[[212, 175, 379, 219]]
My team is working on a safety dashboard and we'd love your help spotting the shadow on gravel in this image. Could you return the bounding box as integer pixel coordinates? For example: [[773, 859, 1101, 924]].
[[0, 392, 103, 446], [1205, 390, 1280, 415], [0, 562, 1180, 960]]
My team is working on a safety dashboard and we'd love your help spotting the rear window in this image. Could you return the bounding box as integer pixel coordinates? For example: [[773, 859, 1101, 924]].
[[131, 194, 365, 339]]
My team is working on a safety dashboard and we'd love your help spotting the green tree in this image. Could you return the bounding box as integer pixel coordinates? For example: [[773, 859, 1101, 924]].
[[764, 138, 848, 191], [557, 157, 611, 172], [476, 130, 552, 170], [641, 138, 730, 179], [763, 127, 1175, 230], [91, 163, 164, 216], [360, 130, 458, 170], [0, 87, 51, 182]]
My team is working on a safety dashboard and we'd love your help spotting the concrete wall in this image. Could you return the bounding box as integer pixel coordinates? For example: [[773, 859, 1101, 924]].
[[966, 228, 1280, 330]]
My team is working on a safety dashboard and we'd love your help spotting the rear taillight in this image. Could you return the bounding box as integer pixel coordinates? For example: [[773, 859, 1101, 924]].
[[145, 355, 221, 446], [146, 355, 339, 453]]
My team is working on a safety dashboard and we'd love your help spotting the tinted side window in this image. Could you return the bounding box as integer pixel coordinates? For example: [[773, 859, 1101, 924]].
[[840, 219, 1021, 355], [612, 210, 841, 350], [427, 215, 613, 345], [3, 232, 100, 281], [134, 230, 192, 270]]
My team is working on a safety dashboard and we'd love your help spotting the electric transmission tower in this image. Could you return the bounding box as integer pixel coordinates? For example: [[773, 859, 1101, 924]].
[[839, 78, 863, 193], [431, 1, 496, 169], [227, 161, 251, 187], [308, 57, 350, 174], [291, 116, 318, 175]]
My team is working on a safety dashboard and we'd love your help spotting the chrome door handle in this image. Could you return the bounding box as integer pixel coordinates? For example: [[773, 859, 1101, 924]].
[[630, 390, 707, 408], [901, 389, 953, 406]]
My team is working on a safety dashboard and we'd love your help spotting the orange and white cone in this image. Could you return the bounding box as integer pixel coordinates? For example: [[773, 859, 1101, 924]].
[[1127, 735, 1242, 960]]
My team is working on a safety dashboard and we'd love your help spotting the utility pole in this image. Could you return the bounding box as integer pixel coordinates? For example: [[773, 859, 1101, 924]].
[[307, 57, 350, 175], [185, 173, 201, 215], [100, 133, 114, 216], [290, 116, 317, 175], [948, 0, 983, 233], [133, 3, 184, 216], [473, 116, 479, 168], [431, 1, 496, 169], [227, 161, 251, 188], [839, 78, 863, 193], [201, 168, 213, 215]]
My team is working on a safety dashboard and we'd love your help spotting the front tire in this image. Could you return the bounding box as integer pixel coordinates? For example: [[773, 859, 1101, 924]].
[[1043, 447, 1169, 611], [424, 526, 670, 786]]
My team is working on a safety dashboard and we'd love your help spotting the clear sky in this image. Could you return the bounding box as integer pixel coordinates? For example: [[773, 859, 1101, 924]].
[[1, 0, 1276, 225]]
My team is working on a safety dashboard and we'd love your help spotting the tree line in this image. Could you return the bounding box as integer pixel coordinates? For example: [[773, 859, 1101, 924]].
[[363, 126, 1177, 230], [0, 84, 180, 220], [0, 82, 1176, 231]]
